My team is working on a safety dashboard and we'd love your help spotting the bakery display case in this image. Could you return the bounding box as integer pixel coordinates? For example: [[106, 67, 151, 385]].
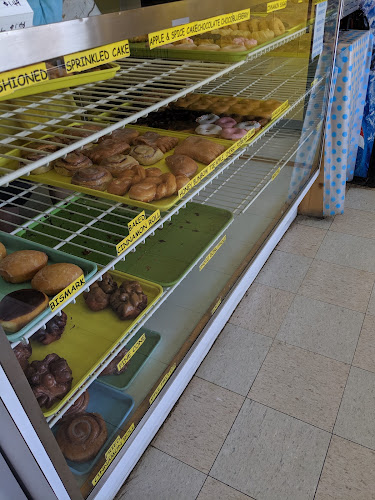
[[0, 0, 341, 498]]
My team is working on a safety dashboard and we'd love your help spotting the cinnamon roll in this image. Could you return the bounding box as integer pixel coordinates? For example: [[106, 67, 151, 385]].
[[100, 154, 139, 177], [71, 167, 113, 191], [63, 391, 90, 419], [54, 152, 92, 177], [85, 139, 131, 164]]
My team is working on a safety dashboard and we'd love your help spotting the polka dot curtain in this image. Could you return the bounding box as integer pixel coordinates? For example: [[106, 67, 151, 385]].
[[324, 30, 372, 215]]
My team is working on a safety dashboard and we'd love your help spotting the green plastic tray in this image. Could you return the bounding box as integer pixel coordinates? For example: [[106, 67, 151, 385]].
[[97, 328, 161, 391], [0, 232, 97, 342], [17, 198, 233, 287]]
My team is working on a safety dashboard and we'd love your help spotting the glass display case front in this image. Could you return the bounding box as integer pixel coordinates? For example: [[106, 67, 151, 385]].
[[0, 0, 341, 497]]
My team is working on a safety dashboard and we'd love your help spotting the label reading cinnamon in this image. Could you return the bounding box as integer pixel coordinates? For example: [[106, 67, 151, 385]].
[[116, 209, 160, 256], [0, 63, 48, 98], [65, 39, 130, 73], [148, 9, 250, 49], [271, 100, 289, 120], [49, 275, 85, 311], [199, 235, 226, 271], [149, 364, 176, 405], [92, 423, 135, 486], [117, 333, 146, 372], [267, 0, 287, 12]]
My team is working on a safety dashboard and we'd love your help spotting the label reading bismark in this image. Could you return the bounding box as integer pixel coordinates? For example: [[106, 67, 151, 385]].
[[0, 63, 48, 98], [211, 298, 222, 315], [271, 100, 289, 121], [49, 275, 85, 311], [267, 0, 287, 13], [149, 364, 176, 405], [178, 128, 255, 199], [65, 40, 130, 73], [117, 333, 146, 372], [148, 9, 250, 49], [116, 209, 160, 256], [199, 235, 226, 271], [92, 423, 135, 486]]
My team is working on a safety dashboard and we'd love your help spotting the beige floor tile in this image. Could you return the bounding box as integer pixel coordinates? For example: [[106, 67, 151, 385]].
[[152, 377, 244, 474], [330, 208, 375, 239], [229, 283, 294, 338], [367, 284, 375, 316], [345, 186, 375, 213], [210, 400, 330, 500], [249, 341, 349, 431], [277, 295, 364, 363], [276, 224, 327, 258], [197, 477, 254, 500], [296, 214, 333, 229], [256, 250, 312, 292], [334, 367, 375, 451], [115, 446, 206, 500], [316, 231, 375, 273], [197, 324, 272, 396], [315, 436, 375, 500], [299, 260, 375, 313], [353, 315, 375, 373]]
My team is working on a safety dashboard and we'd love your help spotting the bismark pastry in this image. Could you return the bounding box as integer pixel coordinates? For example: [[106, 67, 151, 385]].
[[166, 154, 198, 178], [31, 263, 84, 296], [0, 250, 48, 283]]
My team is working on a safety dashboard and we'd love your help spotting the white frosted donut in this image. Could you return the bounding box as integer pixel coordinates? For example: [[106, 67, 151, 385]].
[[196, 114, 220, 125], [236, 121, 261, 131], [195, 124, 222, 136]]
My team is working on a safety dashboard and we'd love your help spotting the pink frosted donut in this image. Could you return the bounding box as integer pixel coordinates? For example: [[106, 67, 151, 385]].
[[220, 128, 247, 140], [244, 39, 257, 49], [232, 38, 246, 46], [215, 117, 237, 128]]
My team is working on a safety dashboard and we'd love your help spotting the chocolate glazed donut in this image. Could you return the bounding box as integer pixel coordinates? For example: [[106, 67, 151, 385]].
[[32, 311, 68, 345], [56, 412, 108, 462]]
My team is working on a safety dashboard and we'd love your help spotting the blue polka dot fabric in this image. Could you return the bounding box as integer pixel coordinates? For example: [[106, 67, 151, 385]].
[[324, 30, 373, 215]]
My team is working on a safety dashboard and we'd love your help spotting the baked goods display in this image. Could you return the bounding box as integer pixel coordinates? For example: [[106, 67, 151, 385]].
[[99, 347, 129, 376], [31, 263, 83, 296], [0, 250, 48, 283], [31, 311, 68, 345], [85, 273, 148, 320], [25, 353, 73, 409], [0, 289, 49, 333], [56, 412, 108, 463]]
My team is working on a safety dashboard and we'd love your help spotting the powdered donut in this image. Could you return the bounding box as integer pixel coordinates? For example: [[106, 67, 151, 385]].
[[237, 121, 261, 131]]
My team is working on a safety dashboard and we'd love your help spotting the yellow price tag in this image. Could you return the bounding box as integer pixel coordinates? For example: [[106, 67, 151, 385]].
[[267, 0, 287, 13], [149, 364, 176, 405], [271, 100, 289, 120], [116, 210, 160, 256], [128, 211, 146, 233], [0, 63, 48, 98], [117, 333, 146, 372], [211, 298, 222, 315], [49, 275, 85, 311], [148, 9, 250, 49], [272, 167, 281, 181], [199, 235, 226, 271], [64, 39, 130, 73]]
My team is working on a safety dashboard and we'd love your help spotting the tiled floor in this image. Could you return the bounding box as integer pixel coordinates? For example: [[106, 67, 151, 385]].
[[117, 187, 375, 500]]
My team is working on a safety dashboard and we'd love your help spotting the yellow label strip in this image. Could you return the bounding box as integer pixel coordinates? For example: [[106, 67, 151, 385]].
[[199, 235, 226, 271], [271, 100, 289, 120], [149, 364, 176, 405], [148, 9, 250, 49], [0, 63, 48, 98], [271, 167, 281, 181], [117, 333, 146, 372], [116, 209, 160, 256], [178, 128, 255, 199], [92, 423, 135, 486], [65, 39, 130, 73], [128, 211, 146, 233], [267, 0, 287, 13], [49, 274, 85, 311], [211, 298, 222, 315]]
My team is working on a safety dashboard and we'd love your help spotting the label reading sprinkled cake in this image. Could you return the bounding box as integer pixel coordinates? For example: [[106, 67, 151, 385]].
[[65, 40, 130, 73]]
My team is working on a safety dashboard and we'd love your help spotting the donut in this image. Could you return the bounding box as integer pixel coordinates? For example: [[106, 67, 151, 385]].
[[195, 124, 222, 136], [268, 17, 285, 36], [171, 44, 197, 50], [244, 39, 257, 49], [249, 19, 260, 31], [215, 117, 237, 128], [220, 128, 248, 141], [209, 103, 231, 115], [232, 38, 246, 46], [196, 114, 220, 124], [221, 44, 247, 52], [236, 121, 261, 131], [196, 44, 220, 51]]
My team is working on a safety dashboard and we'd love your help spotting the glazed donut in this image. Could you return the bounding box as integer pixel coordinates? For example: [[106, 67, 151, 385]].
[[145, 167, 163, 177], [249, 19, 260, 32], [128, 181, 157, 202], [195, 124, 222, 136], [196, 44, 220, 51], [237, 121, 261, 131], [107, 177, 133, 196], [215, 117, 237, 128], [238, 21, 250, 30], [258, 20, 269, 31], [268, 17, 285, 36], [175, 174, 190, 192], [210, 103, 231, 115], [221, 45, 247, 52], [220, 128, 248, 141], [196, 114, 220, 125]]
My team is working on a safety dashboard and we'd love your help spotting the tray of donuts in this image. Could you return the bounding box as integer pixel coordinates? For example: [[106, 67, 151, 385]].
[[12, 270, 162, 418], [14, 125, 231, 211], [134, 94, 289, 141], [0, 232, 97, 342]]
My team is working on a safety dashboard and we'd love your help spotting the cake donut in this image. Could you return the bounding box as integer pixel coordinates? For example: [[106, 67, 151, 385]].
[[56, 412, 108, 462], [195, 124, 222, 136]]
